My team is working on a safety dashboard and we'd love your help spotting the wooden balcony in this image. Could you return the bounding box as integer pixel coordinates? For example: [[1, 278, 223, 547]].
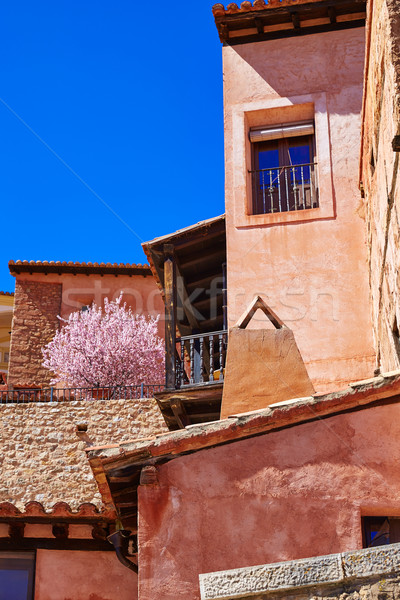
[[142, 215, 227, 430]]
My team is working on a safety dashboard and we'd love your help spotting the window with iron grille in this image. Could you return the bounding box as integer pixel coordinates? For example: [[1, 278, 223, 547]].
[[250, 121, 318, 215]]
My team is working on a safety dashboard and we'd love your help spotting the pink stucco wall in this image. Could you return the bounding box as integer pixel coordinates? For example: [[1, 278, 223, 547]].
[[13, 271, 163, 327], [34, 549, 137, 600], [8, 271, 164, 387], [137, 400, 400, 600], [223, 27, 375, 392]]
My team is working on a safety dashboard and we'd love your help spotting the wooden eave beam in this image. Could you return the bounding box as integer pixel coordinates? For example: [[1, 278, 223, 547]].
[[180, 251, 226, 275], [214, 0, 366, 43], [170, 398, 191, 429], [145, 220, 225, 250], [0, 538, 115, 551], [108, 475, 136, 484], [0, 515, 113, 525], [111, 485, 139, 499]]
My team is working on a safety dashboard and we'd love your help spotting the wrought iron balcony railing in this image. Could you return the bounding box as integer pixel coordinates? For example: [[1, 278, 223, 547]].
[[251, 162, 318, 215], [0, 383, 163, 403], [176, 330, 228, 388]]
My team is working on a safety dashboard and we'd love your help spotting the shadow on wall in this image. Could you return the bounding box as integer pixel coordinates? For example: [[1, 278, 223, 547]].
[[230, 27, 366, 114]]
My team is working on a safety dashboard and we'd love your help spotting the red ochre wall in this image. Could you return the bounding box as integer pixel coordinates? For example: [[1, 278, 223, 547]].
[[137, 401, 400, 600], [8, 272, 164, 387], [34, 550, 137, 600]]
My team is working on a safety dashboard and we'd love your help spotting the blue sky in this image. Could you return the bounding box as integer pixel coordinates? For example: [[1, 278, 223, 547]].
[[0, 1, 224, 292]]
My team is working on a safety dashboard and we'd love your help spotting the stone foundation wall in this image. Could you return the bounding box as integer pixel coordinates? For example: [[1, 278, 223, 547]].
[[8, 280, 62, 387], [0, 397, 167, 510], [362, 0, 400, 371]]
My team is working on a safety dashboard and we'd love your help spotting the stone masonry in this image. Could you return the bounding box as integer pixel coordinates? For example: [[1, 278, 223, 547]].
[[362, 0, 400, 372], [200, 543, 400, 600], [8, 279, 62, 387], [0, 396, 167, 510]]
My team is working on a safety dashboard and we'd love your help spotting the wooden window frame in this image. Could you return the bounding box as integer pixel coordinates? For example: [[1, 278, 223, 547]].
[[251, 133, 318, 215]]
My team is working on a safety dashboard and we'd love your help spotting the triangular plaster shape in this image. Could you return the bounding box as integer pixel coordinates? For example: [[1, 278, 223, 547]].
[[234, 295, 287, 330]]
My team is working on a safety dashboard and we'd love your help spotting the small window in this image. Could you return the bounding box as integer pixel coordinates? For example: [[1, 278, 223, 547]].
[[249, 121, 318, 215], [362, 517, 400, 548], [0, 552, 35, 600], [3, 352, 9, 363]]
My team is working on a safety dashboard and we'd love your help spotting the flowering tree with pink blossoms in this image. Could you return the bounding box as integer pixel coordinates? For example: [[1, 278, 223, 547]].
[[42, 295, 164, 388]]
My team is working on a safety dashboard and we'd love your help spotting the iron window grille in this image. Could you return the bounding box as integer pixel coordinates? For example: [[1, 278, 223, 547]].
[[249, 121, 319, 215]]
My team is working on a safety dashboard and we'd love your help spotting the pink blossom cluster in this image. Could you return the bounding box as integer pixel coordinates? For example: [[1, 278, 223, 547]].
[[42, 294, 164, 388]]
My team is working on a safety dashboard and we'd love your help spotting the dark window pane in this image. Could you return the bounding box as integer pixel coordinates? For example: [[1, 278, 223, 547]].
[[0, 570, 30, 600], [363, 517, 392, 547], [288, 143, 311, 166], [258, 148, 279, 170], [0, 554, 34, 600]]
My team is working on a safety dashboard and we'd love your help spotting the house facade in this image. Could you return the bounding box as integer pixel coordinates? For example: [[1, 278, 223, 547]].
[[88, 1, 400, 599], [7, 260, 164, 388], [216, 0, 375, 393], [2, 0, 400, 599]]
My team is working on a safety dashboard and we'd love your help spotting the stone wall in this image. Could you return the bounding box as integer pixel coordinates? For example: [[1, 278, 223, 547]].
[[361, 0, 400, 372], [0, 397, 167, 510], [200, 543, 400, 600], [8, 280, 62, 387]]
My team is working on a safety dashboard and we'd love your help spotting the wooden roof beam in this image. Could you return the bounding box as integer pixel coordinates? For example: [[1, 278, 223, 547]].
[[170, 398, 191, 429]]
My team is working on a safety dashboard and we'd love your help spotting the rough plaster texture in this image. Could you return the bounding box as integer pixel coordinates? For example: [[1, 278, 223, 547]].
[[137, 401, 400, 600], [0, 397, 167, 509], [8, 280, 62, 387], [221, 327, 314, 418], [8, 272, 164, 387], [223, 28, 376, 393], [199, 543, 400, 600], [34, 549, 138, 600], [361, 0, 400, 373]]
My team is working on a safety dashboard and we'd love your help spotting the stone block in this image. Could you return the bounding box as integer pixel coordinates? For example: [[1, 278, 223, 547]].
[[200, 554, 343, 600], [200, 543, 400, 600]]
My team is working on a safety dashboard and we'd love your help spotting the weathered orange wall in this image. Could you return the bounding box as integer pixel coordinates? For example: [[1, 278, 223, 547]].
[[223, 28, 376, 392], [8, 271, 164, 387], [138, 401, 400, 600], [34, 549, 137, 600], [361, 0, 400, 373]]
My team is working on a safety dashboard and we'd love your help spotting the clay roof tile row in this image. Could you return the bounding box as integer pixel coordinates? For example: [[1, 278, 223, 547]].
[[212, 0, 320, 16], [8, 259, 151, 276], [88, 370, 400, 467], [0, 500, 115, 520], [9, 260, 149, 269]]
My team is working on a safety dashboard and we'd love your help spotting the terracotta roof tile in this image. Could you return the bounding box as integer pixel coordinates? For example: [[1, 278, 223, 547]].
[[9, 260, 151, 277], [85, 372, 400, 524], [0, 500, 115, 521], [212, 0, 366, 44], [212, 0, 321, 16], [88, 370, 400, 468]]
